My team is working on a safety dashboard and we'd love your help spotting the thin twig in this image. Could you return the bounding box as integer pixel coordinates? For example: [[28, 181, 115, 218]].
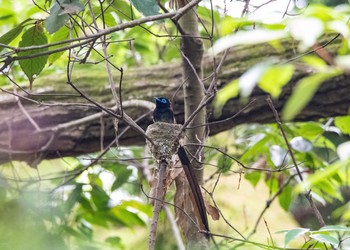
[[266, 97, 327, 229], [164, 205, 185, 250]]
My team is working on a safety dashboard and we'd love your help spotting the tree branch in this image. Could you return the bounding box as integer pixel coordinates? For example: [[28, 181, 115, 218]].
[[0, 35, 348, 164]]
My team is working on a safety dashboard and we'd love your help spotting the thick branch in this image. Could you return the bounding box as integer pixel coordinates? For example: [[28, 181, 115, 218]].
[[0, 36, 349, 164]]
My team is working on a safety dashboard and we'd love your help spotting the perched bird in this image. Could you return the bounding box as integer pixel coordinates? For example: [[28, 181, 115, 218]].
[[153, 97, 175, 123], [152, 96, 210, 237]]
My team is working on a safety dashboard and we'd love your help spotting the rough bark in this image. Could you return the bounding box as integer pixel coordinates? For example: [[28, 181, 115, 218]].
[[178, 6, 208, 248], [0, 35, 349, 164]]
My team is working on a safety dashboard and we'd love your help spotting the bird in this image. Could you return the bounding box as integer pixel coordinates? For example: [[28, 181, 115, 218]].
[[153, 97, 175, 123], [152, 96, 210, 238]]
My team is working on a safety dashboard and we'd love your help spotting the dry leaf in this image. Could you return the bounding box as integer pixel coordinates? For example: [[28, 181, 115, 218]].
[[206, 203, 220, 221]]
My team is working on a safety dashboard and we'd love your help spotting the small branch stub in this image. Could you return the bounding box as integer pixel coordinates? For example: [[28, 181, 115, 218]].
[[146, 122, 184, 162]]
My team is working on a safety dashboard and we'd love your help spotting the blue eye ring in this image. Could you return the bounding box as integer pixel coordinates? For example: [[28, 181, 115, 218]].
[[161, 98, 167, 103]]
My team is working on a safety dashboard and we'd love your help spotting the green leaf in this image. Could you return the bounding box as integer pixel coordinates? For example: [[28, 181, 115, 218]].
[[18, 22, 48, 88], [217, 155, 233, 173], [0, 18, 32, 52], [335, 116, 350, 135], [78, 195, 94, 213], [302, 55, 327, 70], [48, 25, 70, 64], [288, 17, 324, 51], [130, 0, 160, 17], [297, 122, 324, 139], [212, 29, 286, 55], [105, 236, 124, 248], [284, 228, 310, 247], [258, 64, 294, 98], [240, 134, 270, 163], [0, 7, 16, 23], [318, 225, 350, 232], [88, 173, 103, 187], [270, 145, 289, 167], [65, 184, 83, 211], [239, 61, 274, 98], [337, 141, 350, 161], [309, 234, 339, 245], [111, 167, 133, 191], [90, 186, 110, 210], [278, 184, 292, 211], [290, 136, 312, 152], [110, 0, 133, 20], [109, 205, 146, 227], [45, 0, 84, 34], [244, 171, 261, 187], [282, 70, 341, 121], [296, 159, 349, 193], [214, 79, 239, 117], [120, 200, 153, 217]]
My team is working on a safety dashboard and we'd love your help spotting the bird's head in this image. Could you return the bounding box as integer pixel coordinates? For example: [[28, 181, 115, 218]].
[[154, 97, 171, 108]]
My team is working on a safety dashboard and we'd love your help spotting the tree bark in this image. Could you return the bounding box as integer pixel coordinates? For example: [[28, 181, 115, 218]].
[[0, 35, 349, 164], [177, 4, 208, 248]]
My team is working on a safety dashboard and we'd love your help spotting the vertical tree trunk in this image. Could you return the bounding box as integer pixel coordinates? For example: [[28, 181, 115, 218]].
[[178, 2, 208, 248]]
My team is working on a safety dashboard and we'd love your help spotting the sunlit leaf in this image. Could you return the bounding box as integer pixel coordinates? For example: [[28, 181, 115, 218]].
[[239, 61, 274, 98], [258, 64, 294, 98], [337, 141, 350, 161], [120, 200, 153, 217], [269, 145, 289, 167], [298, 122, 324, 139], [290, 136, 312, 152], [335, 116, 350, 135], [0, 7, 16, 24], [289, 17, 324, 51], [0, 18, 32, 52], [48, 25, 70, 65], [284, 228, 310, 247], [109, 206, 146, 227], [18, 21, 48, 88], [282, 70, 341, 121], [244, 171, 261, 187], [328, 20, 349, 38], [218, 16, 255, 36], [240, 134, 270, 163], [211, 29, 287, 55], [302, 55, 328, 70], [309, 234, 339, 245], [296, 159, 349, 193], [214, 79, 239, 116], [318, 225, 350, 232], [88, 173, 103, 187], [335, 55, 350, 70]]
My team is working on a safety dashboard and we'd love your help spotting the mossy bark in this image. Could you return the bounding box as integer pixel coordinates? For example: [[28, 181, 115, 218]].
[[0, 35, 348, 164]]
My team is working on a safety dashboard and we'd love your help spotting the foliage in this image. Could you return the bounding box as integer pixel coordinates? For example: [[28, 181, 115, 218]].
[[278, 225, 350, 248], [0, 0, 350, 249], [214, 3, 350, 120]]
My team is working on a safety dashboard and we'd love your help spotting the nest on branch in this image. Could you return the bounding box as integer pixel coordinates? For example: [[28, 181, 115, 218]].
[[146, 122, 184, 162]]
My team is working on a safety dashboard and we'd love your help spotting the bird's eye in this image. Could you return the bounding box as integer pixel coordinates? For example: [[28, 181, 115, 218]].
[[161, 99, 167, 103]]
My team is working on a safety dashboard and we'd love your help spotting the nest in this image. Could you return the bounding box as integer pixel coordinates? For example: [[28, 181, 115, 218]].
[[146, 122, 184, 161]]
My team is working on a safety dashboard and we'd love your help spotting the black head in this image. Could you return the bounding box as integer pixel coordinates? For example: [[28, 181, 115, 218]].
[[154, 97, 171, 108]]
